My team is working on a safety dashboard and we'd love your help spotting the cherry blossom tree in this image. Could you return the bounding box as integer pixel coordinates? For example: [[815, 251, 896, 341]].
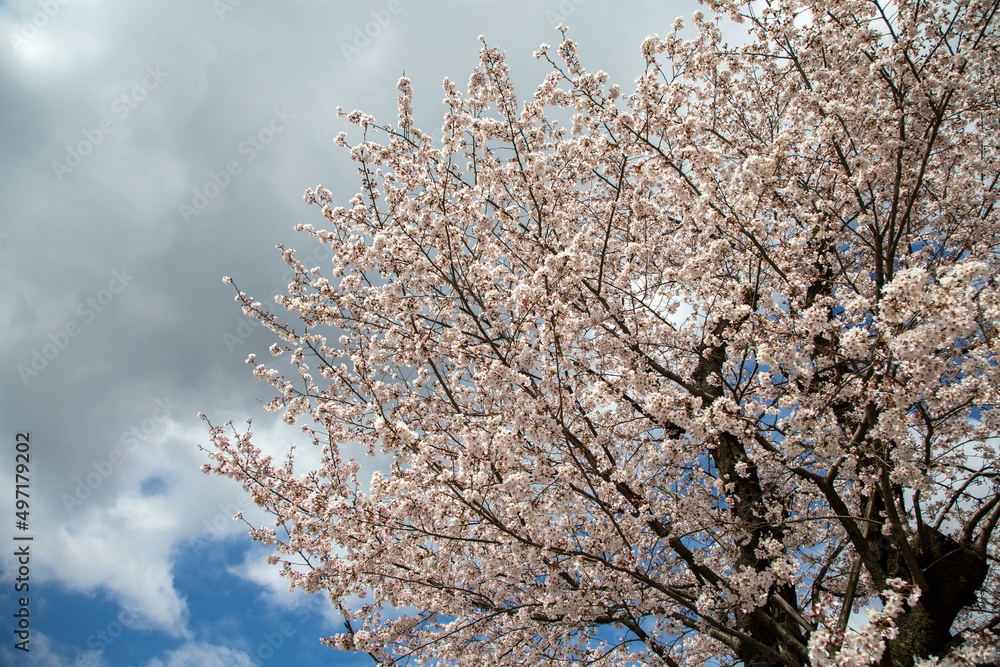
[[201, 0, 1000, 664]]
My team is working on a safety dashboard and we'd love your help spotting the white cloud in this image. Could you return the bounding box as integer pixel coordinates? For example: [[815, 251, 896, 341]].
[[145, 642, 257, 667], [0, 630, 105, 667], [227, 546, 308, 611], [5, 407, 338, 640], [48, 515, 192, 639], [0, 417, 276, 638], [227, 545, 350, 632]]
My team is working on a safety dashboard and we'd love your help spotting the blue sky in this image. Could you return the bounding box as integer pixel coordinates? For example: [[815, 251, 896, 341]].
[[0, 0, 707, 664]]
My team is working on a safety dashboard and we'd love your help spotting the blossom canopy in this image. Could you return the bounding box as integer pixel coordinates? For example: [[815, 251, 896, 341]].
[[202, 0, 1000, 665]]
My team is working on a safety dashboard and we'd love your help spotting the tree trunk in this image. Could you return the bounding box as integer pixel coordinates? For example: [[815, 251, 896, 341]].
[[880, 528, 988, 667]]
